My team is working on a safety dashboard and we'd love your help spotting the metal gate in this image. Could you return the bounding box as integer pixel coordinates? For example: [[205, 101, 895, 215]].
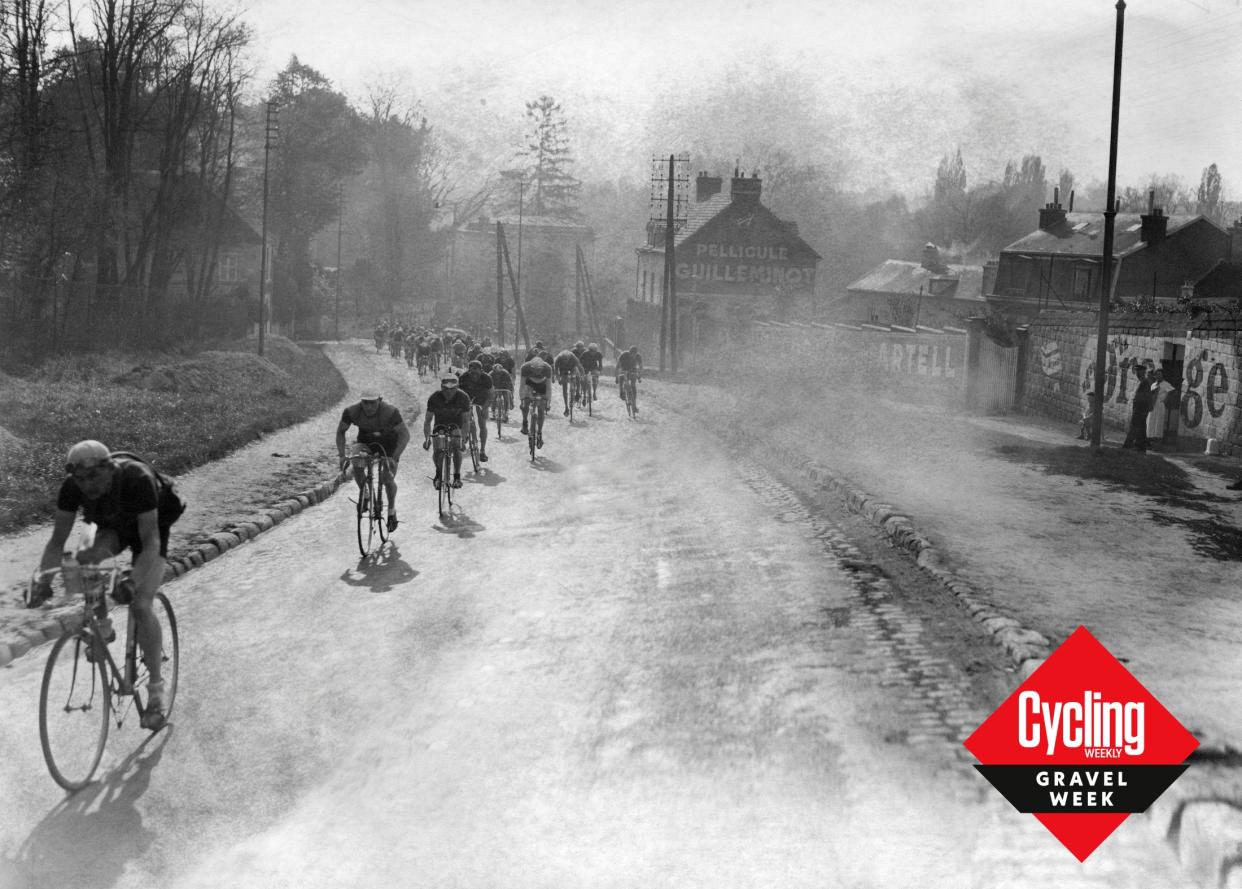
[[973, 337, 1020, 412]]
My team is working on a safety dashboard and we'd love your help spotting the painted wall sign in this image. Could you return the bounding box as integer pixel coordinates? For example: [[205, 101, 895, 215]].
[[876, 339, 959, 378]]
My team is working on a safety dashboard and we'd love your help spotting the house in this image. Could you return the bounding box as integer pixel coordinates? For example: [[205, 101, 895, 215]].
[[836, 244, 985, 327], [632, 170, 821, 344], [985, 189, 1233, 317], [450, 214, 596, 336]]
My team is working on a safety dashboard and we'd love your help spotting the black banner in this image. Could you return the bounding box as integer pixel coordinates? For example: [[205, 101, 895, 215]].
[[975, 765, 1190, 813]]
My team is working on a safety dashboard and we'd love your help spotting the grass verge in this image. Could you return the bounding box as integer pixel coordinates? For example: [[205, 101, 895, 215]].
[[0, 337, 346, 533]]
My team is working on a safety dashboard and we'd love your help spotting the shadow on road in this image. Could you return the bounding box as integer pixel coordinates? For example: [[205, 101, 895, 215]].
[[527, 457, 566, 473], [6, 731, 170, 889], [338, 543, 418, 593], [432, 510, 484, 539], [465, 468, 505, 487]]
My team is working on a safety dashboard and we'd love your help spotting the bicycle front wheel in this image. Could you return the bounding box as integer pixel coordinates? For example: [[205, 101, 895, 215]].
[[356, 477, 373, 556], [39, 632, 111, 791], [375, 473, 389, 543]]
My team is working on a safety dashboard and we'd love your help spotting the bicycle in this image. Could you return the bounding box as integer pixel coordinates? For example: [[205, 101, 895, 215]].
[[563, 375, 576, 423], [526, 394, 547, 460], [492, 390, 511, 439], [429, 426, 461, 517], [572, 373, 591, 417], [466, 406, 483, 473], [621, 372, 640, 419], [416, 353, 429, 378], [32, 560, 179, 791], [346, 443, 390, 556]]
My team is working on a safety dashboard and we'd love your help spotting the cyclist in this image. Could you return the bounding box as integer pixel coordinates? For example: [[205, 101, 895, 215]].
[[422, 371, 474, 489], [336, 394, 411, 533], [617, 345, 644, 414], [450, 338, 467, 368], [458, 360, 494, 463], [571, 340, 586, 361], [428, 334, 443, 371], [415, 335, 431, 375], [388, 325, 404, 359], [403, 330, 418, 368], [519, 350, 554, 447], [490, 361, 514, 426], [581, 342, 604, 400], [495, 349, 516, 376], [373, 321, 387, 352], [553, 348, 586, 416], [32, 440, 186, 730]]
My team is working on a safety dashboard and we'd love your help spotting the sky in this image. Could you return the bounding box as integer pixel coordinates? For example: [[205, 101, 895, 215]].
[[235, 0, 1242, 201]]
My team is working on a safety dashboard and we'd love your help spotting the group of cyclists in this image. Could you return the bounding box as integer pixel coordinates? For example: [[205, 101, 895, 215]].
[[342, 323, 644, 527], [27, 327, 643, 739]]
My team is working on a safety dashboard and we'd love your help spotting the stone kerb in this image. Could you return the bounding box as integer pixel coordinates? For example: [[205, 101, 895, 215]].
[[0, 473, 347, 669]]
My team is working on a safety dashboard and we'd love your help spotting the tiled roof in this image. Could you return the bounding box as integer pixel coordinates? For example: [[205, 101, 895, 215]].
[[1003, 212, 1201, 258], [847, 260, 985, 302]]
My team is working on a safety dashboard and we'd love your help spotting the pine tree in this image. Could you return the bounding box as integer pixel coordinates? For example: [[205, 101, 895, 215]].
[[521, 95, 580, 220]]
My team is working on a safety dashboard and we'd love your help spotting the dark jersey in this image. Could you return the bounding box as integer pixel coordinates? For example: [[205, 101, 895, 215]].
[[490, 366, 514, 390], [341, 402, 404, 444], [580, 349, 604, 373], [426, 388, 474, 427], [458, 370, 493, 406], [617, 351, 643, 374], [58, 458, 160, 535]]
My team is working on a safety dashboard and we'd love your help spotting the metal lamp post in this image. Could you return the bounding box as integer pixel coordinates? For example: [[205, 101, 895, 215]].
[[500, 170, 527, 343]]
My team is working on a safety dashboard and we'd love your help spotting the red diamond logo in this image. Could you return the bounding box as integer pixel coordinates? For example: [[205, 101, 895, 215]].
[[964, 626, 1198, 861]]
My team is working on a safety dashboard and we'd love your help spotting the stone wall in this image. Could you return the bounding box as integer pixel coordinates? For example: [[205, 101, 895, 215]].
[[1020, 311, 1242, 446]]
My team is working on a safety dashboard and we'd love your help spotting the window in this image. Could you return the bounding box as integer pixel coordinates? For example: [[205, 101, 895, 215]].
[[1006, 258, 1030, 295], [1072, 266, 1092, 300], [217, 251, 240, 283]]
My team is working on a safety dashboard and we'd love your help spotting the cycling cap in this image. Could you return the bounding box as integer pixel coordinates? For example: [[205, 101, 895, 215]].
[[588, 343, 598, 351], [359, 393, 381, 402], [65, 439, 110, 471], [468, 360, 483, 370], [441, 372, 459, 383]]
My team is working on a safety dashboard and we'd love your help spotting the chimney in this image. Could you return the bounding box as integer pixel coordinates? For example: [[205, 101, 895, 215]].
[[1229, 217, 1242, 263], [695, 171, 722, 202], [1141, 193, 1168, 245], [1039, 186, 1067, 230], [730, 168, 762, 204], [921, 243, 947, 273]]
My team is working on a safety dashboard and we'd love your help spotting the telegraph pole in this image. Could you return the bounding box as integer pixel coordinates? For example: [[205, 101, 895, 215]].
[[1091, 0, 1125, 449], [258, 101, 279, 357], [666, 154, 678, 374], [334, 180, 343, 340]]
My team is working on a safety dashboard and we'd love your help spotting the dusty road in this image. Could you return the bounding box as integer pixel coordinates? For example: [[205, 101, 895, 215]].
[[0, 343, 1192, 888]]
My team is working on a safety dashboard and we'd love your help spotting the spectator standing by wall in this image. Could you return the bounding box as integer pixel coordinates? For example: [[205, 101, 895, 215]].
[[1122, 364, 1152, 452], [1146, 369, 1174, 447]]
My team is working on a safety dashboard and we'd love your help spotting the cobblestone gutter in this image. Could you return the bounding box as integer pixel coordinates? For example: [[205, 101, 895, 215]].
[[0, 474, 345, 668], [686, 400, 1242, 889]]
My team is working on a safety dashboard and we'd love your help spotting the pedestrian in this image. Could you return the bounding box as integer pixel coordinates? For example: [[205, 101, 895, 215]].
[[1077, 392, 1098, 441], [1146, 369, 1174, 447], [1121, 364, 1152, 452]]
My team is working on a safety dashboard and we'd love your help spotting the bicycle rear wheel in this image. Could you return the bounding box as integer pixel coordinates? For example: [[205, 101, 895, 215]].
[[122, 592, 180, 727], [528, 409, 537, 460], [39, 632, 111, 791]]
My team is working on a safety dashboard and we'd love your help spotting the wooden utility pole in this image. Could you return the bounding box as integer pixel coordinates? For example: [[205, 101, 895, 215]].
[[258, 101, 278, 357], [665, 154, 678, 373], [496, 222, 505, 346], [498, 223, 529, 351], [334, 181, 343, 340], [1091, 0, 1126, 449]]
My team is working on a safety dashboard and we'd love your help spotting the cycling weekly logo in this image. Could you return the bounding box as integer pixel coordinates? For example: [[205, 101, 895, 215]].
[[964, 626, 1198, 861]]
